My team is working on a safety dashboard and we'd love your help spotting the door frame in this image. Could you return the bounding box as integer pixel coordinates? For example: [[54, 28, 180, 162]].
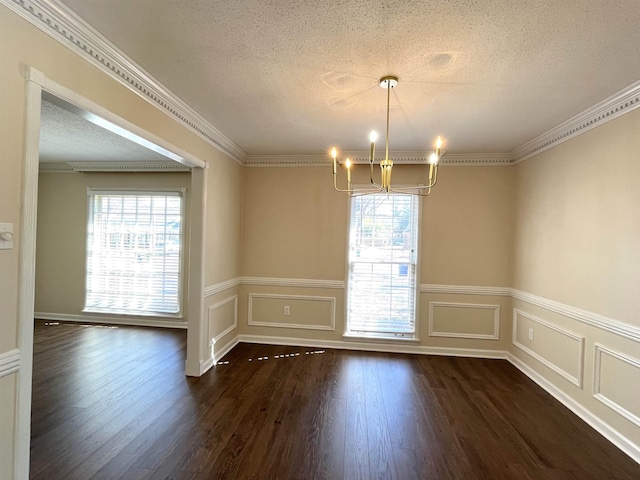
[[15, 67, 208, 478]]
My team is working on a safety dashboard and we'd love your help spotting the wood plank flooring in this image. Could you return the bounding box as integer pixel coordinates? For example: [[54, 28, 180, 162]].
[[30, 320, 640, 479]]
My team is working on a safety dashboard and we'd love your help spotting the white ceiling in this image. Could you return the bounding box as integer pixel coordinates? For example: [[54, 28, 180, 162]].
[[39, 99, 176, 165], [58, 0, 640, 156]]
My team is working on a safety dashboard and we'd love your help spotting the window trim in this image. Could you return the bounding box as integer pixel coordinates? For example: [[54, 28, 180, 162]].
[[83, 187, 186, 318], [343, 190, 422, 342]]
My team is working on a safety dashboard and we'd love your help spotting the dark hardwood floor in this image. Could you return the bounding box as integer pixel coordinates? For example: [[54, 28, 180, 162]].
[[30, 320, 640, 479]]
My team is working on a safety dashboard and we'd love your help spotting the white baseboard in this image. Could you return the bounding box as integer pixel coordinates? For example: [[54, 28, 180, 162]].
[[199, 357, 215, 376], [195, 336, 240, 376], [214, 336, 240, 364], [35, 312, 188, 329], [237, 334, 508, 359], [507, 353, 640, 465]]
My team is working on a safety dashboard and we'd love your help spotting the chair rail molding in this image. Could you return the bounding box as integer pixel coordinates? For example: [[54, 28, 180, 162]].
[[0, 349, 20, 378], [511, 289, 640, 343], [204, 277, 242, 297]]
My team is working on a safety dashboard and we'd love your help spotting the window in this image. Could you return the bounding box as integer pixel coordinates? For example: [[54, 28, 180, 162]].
[[346, 193, 420, 337], [85, 189, 184, 316]]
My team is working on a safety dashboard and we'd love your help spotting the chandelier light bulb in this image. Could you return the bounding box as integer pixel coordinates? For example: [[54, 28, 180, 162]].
[[435, 136, 443, 149], [331, 147, 337, 159], [345, 158, 351, 169], [369, 131, 378, 143]]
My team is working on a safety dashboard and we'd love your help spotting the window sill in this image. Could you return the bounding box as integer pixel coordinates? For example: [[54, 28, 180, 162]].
[[342, 333, 420, 346], [82, 309, 182, 320]]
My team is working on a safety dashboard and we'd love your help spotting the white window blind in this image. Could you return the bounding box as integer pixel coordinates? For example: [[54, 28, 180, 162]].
[[347, 194, 419, 335], [85, 190, 183, 315]]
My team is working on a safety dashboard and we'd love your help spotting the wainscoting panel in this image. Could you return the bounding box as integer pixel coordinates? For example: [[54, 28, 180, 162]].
[[512, 309, 585, 387], [248, 293, 336, 331], [428, 302, 500, 340], [208, 295, 238, 344], [593, 344, 640, 427]]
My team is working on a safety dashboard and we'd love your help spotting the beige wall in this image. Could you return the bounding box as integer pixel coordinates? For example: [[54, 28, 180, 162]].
[[240, 164, 515, 351], [512, 108, 640, 454], [35, 172, 192, 319], [204, 158, 243, 285], [3, 2, 639, 475], [0, 7, 242, 477], [242, 167, 349, 279], [242, 165, 514, 284], [514, 107, 640, 326]]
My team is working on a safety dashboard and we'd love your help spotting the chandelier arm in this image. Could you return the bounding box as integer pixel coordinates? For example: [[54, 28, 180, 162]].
[[347, 187, 386, 197], [389, 186, 432, 197], [335, 172, 385, 195]]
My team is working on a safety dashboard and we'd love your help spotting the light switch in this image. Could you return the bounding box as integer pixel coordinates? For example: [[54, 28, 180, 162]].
[[0, 223, 13, 250]]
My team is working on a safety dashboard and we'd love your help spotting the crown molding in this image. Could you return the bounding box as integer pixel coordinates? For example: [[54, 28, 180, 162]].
[[38, 161, 191, 173], [6, 0, 640, 168], [245, 152, 512, 167], [511, 80, 640, 163], [3, 0, 246, 164]]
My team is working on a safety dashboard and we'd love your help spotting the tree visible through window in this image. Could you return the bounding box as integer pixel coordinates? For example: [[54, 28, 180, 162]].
[[347, 193, 419, 336], [85, 190, 183, 315]]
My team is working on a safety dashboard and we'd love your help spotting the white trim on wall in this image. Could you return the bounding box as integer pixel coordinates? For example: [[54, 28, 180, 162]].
[[209, 295, 238, 344], [0, 350, 20, 378], [428, 302, 500, 340], [248, 293, 336, 331], [205, 279, 640, 345], [204, 277, 242, 297], [39, 161, 191, 173], [512, 309, 585, 388], [511, 289, 640, 343], [14, 70, 42, 480], [238, 334, 508, 359], [593, 343, 640, 428], [244, 152, 513, 167], [34, 312, 188, 329], [421, 284, 511, 296], [242, 276, 344, 289], [511, 80, 640, 163]]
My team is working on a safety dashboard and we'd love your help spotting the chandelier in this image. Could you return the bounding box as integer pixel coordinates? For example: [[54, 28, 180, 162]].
[[330, 75, 444, 196]]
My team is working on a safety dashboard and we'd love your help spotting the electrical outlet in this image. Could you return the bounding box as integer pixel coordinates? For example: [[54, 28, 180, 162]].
[[284, 306, 290, 316], [528, 328, 534, 341]]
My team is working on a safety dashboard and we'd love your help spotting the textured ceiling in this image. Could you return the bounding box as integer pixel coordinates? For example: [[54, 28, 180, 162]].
[[59, 0, 640, 156], [39, 99, 179, 165]]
